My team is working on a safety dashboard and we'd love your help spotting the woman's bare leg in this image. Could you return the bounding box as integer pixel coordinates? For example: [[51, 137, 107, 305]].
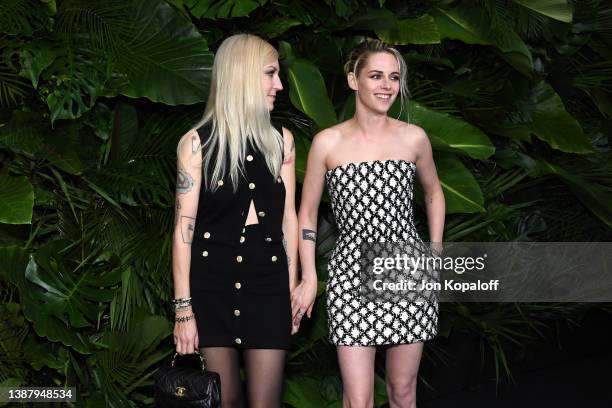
[[337, 346, 376, 408], [385, 342, 424, 408]]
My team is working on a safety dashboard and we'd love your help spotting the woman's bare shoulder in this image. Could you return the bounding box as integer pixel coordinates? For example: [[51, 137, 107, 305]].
[[388, 118, 426, 136], [312, 123, 344, 150], [177, 128, 204, 166]]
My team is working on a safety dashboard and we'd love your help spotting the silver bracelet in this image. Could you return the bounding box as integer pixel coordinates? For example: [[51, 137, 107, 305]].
[[172, 297, 192, 311]]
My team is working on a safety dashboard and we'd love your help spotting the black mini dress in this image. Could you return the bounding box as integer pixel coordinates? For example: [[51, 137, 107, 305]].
[[189, 123, 291, 350]]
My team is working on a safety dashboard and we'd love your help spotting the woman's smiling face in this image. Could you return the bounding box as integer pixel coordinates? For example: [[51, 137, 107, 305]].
[[350, 51, 401, 114]]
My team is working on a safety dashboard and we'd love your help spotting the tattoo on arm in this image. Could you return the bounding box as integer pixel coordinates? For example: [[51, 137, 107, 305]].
[[283, 138, 295, 165], [180, 216, 196, 244], [174, 199, 182, 226], [302, 229, 316, 242], [176, 168, 194, 193], [191, 135, 201, 153]]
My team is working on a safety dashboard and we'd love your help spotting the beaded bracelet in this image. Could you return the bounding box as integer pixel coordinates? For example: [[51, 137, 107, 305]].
[[173, 297, 192, 311], [175, 314, 195, 323]]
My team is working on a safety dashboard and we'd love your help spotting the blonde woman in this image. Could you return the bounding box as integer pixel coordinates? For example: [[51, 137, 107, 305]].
[[294, 39, 445, 407], [171, 34, 298, 408]]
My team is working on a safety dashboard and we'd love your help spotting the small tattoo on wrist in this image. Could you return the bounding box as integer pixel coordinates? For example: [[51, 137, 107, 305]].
[[302, 229, 316, 242]]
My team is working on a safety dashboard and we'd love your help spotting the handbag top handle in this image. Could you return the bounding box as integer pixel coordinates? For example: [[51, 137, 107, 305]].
[[171, 350, 207, 372]]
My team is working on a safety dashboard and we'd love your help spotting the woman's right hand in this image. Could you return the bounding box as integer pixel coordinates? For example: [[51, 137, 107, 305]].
[[290, 278, 318, 333], [173, 308, 199, 354]]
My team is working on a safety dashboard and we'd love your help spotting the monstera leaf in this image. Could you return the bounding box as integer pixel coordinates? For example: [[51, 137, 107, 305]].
[[17, 240, 123, 352], [37, 43, 108, 124]]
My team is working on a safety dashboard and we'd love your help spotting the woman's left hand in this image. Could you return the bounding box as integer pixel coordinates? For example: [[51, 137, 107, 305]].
[[290, 278, 318, 334]]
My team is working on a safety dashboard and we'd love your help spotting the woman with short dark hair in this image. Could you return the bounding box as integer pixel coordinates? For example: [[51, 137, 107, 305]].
[[294, 39, 445, 408]]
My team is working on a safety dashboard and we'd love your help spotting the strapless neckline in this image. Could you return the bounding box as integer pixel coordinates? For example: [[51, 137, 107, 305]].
[[326, 159, 416, 175]]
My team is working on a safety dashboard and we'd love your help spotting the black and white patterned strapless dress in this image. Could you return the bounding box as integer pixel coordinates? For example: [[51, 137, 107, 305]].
[[325, 159, 438, 346]]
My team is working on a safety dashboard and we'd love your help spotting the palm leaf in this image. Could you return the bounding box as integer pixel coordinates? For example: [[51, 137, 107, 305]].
[[0, 64, 31, 106], [0, 0, 52, 35]]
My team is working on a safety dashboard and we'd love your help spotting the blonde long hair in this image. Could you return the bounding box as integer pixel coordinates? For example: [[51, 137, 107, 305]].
[[192, 34, 283, 192]]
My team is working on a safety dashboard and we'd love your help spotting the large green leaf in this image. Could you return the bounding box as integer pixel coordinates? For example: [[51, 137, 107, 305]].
[[116, 0, 213, 104], [392, 101, 495, 160], [0, 174, 34, 224], [432, 5, 533, 77], [16, 240, 123, 352], [527, 81, 593, 153], [294, 131, 312, 184], [512, 0, 572, 22], [185, 0, 267, 18], [436, 156, 485, 214], [252, 17, 303, 39], [287, 58, 338, 130], [0, 245, 91, 353], [376, 14, 441, 45], [348, 8, 397, 31], [282, 377, 327, 408]]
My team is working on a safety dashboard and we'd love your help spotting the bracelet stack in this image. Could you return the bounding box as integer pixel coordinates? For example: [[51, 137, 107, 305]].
[[173, 297, 192, 312], [175, 314, 195, 323]]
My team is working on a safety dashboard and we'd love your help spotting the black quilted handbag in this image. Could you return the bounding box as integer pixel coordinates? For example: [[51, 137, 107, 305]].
[[154, 351, 221, 407]]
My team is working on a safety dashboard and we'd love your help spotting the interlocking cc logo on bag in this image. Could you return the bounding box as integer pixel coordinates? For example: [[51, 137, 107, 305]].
[[175, 386, 186, 397]]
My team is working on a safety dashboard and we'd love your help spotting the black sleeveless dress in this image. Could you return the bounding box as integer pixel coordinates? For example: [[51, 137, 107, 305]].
[[189, 123, 291, 349]]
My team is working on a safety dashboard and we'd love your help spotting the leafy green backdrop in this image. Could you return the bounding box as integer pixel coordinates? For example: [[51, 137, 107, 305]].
[[1, 0, 611, 406]]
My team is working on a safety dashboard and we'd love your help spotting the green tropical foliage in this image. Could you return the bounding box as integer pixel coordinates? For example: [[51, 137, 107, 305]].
[[1, 0, 611, 406]]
